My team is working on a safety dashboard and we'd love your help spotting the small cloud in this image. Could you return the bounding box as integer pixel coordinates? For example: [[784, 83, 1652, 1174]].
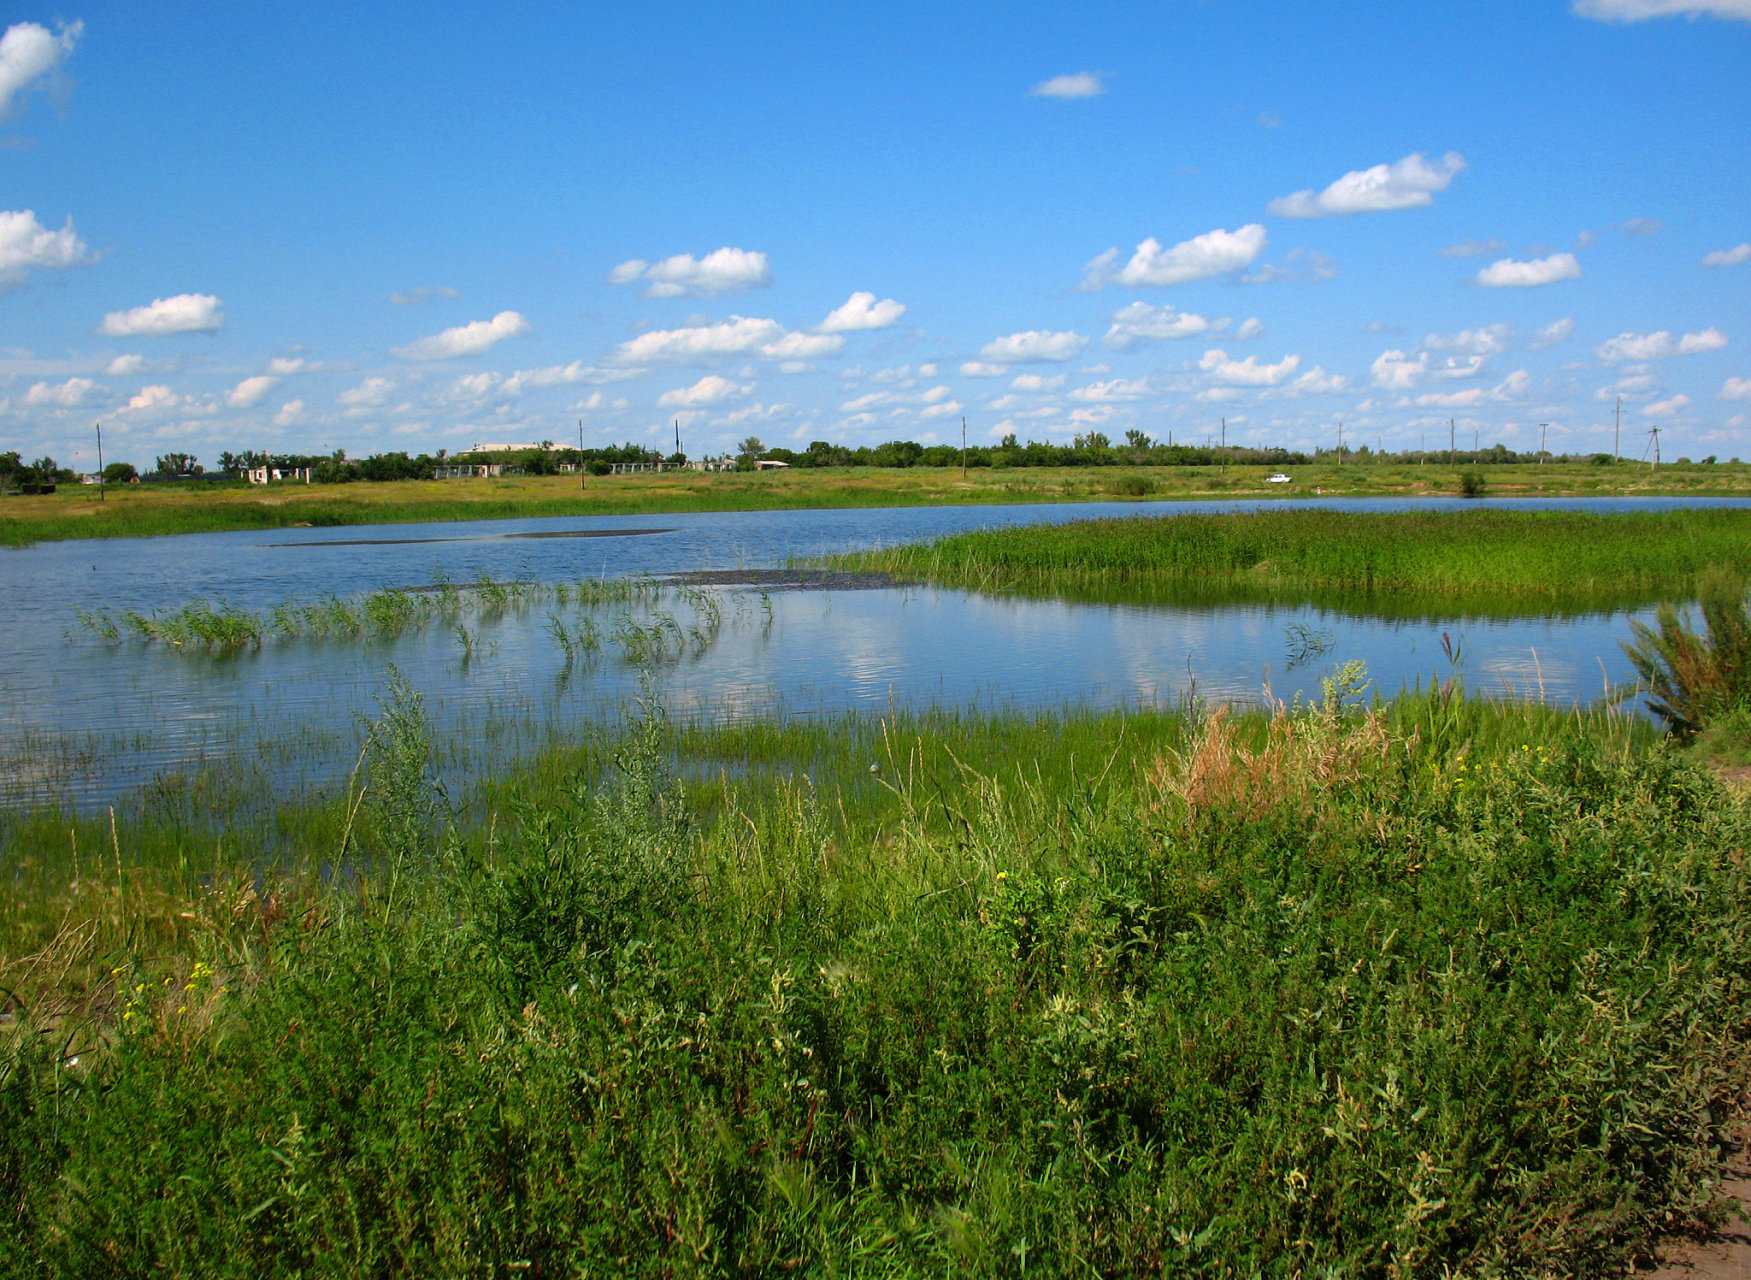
[[104, 353, 147, 376], [390, 311, 530, 360], [1474, 253, 1582, 288], [979, 330, 1088, 363], [761, 331, 845, 360], [1531, 318, 1576, 349], [1595, 327, 1728, 361], [658, 374, 750, 408], [1010, 373, 1066, 391], [1029, 71, 1107, 99], [1372, 350, 1429, 390], [1619, 216, 1664, 237], [1438, 237, 1508, 258], [1102, 301, 1212, 351], [337, 377, 396, 408], [1703, 243, 1751, 267], [23, 376, 104, 407], [816, 291, 906, 332], [960, 361, 1010, 377], [1199, 348, 1300, 386], [125, 385, 177, 412], [608, 247, 771, 297], [1574, 0, 1750, 22], [1235, 317, 1265, 340], [1269, 152, 1466, 218], [1364, 320, 1404, 335], [1081, 225, 1267, 289], [1257, 111, 1282, 128], [1422, 323, 1511, 357], [1642, 393, 1692, 418], [0, 208, 93, 293], [272, 400, 305, 426], [226, 375, 279, 408], [0, 20, 81, 116], [1720, 377, 1751, 401], [97, 294, 225, 336], [388, 286, 460, 305]]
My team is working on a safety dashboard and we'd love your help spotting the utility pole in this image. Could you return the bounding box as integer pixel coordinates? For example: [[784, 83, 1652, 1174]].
[[1647, 424, 1661, 470], [1614, 397, 1621, 463], [1420, 431, 1425, 465], [961, 417, 968, 478], [578, 419, 585, 488], [1539, 423, 1548, 464], [95, 420, 105, 502], [1337, 420, 1344, 465], [674, 419, 681, 462], [1449, 419, 1456, 466], [1220, 417, 1226, 476]]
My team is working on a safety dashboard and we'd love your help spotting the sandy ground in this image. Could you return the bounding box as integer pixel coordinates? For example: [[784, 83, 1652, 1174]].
[[1647, 1141, 1751, 1279]]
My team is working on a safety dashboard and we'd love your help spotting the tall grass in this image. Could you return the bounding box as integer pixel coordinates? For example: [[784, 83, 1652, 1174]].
[[8, 682, 1734, 1275], [828, 508, 1751, 617]]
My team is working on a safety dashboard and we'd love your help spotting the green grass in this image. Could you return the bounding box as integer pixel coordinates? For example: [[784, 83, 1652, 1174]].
[[14, 680, 1745, 1276], [7, 459, 1751, 546], [827, 507, 1751, 617]]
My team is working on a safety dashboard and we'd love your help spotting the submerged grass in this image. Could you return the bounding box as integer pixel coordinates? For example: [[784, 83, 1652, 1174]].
[[827, 507, 1751, 617], [11, 681, 1737, 1276]]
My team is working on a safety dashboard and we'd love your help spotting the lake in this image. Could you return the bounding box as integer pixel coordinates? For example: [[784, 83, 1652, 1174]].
[[2, 494, 1740, 810]]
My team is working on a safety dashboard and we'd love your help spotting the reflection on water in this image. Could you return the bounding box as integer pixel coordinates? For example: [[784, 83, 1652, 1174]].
[[2, 495, 1733, 812]]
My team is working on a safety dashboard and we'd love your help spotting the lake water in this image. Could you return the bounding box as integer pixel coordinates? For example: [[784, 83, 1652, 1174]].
[[2, 495, 1742, 810]]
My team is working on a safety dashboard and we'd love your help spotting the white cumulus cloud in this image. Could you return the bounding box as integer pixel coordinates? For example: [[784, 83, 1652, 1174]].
[[1069, 377, 1153, 403], [104, 354, 147, 376], [1475, 253, 1583, 288], [126, 385, 177, 413], [0, 209, 92, 291], [226, 375, 279, 408], [390, 311, 530, 360], [1235, 317, 1265, 340], [1703, 244, 1751, 267], [612, 315, 785, 366], [960, 361, 1009, 377], [1269, 152, 1466, 218], [1102, 302, 1212, 351], [760, 331, 845, 360], [817, 291, 906, 332], [272, 400, 305, 426], [1372, 350, 1429, 389], [337, 377, 396, 408], [1029, 71, 1106, 99], [1081, 224, 1267, 289], [1574, 0, 1751, 21], [1199, 349, 1301, 386], [1720, 378, 1751, 401], [23, 377, 102, 407], [1642, 393, 1693, 417], [658, 375, 750, 408], [1595, 327, 1729, 361], [609, 247, 771, 297], [920, 399, 963, 419], [0, 20, 80, 115], [1422, 323, 1511, 356], [98, 294, 225, 336], [1010, 373, 1065, 392], [980, 330, 1088, 363], [1531, 318, 1576, 349]]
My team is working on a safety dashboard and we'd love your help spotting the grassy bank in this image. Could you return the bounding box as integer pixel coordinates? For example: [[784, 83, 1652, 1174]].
[[828, 507, 1751, 616], [4, 459, 1749, 546], [14, 683, 1751, 1276]]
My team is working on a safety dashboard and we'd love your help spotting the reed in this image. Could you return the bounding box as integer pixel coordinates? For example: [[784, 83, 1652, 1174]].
[[827, 507, 1751, 617]]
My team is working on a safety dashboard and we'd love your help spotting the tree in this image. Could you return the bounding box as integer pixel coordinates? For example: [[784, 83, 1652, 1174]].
[[1125, 429, 1151, 450], [103, 461, 138, 483], [737, 436, 766, 460], [155, 452, 198, 476]]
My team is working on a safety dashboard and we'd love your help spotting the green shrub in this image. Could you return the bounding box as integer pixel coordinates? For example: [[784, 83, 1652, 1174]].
[[1458, 467, 1487, 497]]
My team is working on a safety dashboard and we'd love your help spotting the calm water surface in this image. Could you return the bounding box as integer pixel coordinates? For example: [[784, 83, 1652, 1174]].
[[2, 495, 1739, 809]]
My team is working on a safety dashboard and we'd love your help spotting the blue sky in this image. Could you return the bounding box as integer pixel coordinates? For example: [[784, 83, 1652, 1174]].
[[3, 0, 1748, 471]]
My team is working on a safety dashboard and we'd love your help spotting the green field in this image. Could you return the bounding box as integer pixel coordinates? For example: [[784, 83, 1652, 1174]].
[[12, 674, 1751, 1275], [828, 507, 1751, 616], [3, 458, 1749, 546]]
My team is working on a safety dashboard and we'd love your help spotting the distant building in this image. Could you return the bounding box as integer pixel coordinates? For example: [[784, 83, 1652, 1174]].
[[246, 466, 313, 484], [754, 459, 791, 471]]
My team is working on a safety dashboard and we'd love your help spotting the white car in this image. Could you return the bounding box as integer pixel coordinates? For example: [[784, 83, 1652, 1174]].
[[1265, 473, 1293, 484]]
